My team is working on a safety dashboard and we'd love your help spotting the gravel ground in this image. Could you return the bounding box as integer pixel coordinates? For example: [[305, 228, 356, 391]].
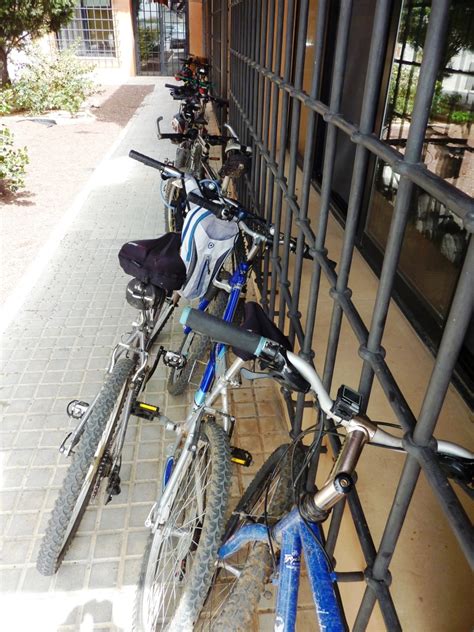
[[0, 83, 155, 308]]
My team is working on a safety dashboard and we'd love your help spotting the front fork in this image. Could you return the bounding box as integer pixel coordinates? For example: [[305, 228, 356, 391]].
[[145, 356, 245, 532]]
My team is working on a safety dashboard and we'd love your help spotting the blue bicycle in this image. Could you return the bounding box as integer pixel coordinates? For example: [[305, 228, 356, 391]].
[[174, 307, 474, 632], [132, 184, 305, 631]]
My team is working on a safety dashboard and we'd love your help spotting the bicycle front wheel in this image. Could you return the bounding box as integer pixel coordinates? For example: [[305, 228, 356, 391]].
[[36, 358, 135, 575], [134, 420, 231, 632]]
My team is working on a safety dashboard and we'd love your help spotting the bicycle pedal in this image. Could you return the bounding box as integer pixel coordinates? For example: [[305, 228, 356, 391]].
[[230, 446, 252, 467], [66, 400, 89, 420], [163, 350, 186, 369], [132, 401, 160, 421]]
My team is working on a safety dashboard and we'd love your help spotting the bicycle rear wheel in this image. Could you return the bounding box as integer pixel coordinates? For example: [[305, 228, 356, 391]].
[[197, 444, 305, 631], [133, 420, 231, 632], [36, 358, 135, 575]]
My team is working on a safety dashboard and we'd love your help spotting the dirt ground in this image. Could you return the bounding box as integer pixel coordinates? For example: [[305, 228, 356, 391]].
[[0, 83, 154, 307]]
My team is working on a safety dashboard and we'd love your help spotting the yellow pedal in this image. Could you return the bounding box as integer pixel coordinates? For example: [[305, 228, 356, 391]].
[[230, 446, 252, 467], [132, 401, 160, 420]]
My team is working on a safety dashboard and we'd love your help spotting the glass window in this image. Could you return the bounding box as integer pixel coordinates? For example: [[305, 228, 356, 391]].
[[365, 0, 473, 320], [57, 0, 116, 58]]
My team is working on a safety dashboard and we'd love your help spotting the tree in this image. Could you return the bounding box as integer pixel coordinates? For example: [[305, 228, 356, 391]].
[[398, 0, 474, 78], [0, 0, 76, 85]]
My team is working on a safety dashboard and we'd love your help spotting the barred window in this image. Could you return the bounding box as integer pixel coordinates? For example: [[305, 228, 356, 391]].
[[57, 0, 116, 58]]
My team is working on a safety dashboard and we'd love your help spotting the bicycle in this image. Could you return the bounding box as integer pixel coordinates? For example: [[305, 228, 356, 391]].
[[36, 152, 304, 630], [35, 153, 251, 579], [132, 189, 310, 632], [165, 183, 302, 396], [175, 307, 474, 631], [157, 118, 251, 231]]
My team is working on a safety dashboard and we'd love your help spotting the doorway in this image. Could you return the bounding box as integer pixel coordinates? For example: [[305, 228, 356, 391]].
[[134, 0, 189, 75]]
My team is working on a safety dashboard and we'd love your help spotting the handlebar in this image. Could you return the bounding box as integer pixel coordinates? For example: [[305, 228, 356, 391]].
[[129, 150, 183, 179], [186, 190, 311, 260], [179, 308, 474, 469], [180, 307, 266, 358], [211, 96, 229, 107], [187, 191, 226, 217]]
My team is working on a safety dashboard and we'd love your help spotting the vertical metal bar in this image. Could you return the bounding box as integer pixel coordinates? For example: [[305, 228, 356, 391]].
[[354, 3, 454, 628], [322, 0, 396, 404], [289, 0, 328, 343], [262, 0, 285, 305], [277, 0, 310, 333], [358, 0, 451, 409], [260, 0, 276, 310], [301, 0, 353, 360], [253, 0, 268, 216], [269, 0, 296, 317], [355, 234, 474, 630]]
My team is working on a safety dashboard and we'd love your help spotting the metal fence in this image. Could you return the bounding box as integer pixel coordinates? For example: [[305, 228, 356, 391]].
[[206, 0, 473, 629]]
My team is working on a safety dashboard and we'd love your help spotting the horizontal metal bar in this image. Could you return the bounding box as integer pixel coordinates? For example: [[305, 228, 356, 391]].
[[229, 48, 474, 224]]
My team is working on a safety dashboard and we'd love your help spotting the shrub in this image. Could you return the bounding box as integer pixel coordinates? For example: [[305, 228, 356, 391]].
[[0, 86, 14, 115], [0, 125, 29, 194], [11, 45, 97, 115]]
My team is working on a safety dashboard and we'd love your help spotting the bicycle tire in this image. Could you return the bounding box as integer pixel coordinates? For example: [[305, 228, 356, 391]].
[[36, 358, 135, 575], [167, 290, 229, 396], [199, 444, 305, 631], [164, 146, 189, 232], [133, 420, 231, 632]]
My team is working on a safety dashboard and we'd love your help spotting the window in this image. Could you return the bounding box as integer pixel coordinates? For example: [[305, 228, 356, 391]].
[[57, 0, 116, 58]]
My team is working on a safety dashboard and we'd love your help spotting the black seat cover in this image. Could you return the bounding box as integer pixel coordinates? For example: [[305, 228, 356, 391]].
[[118, 233, 186, 291], [233, 302, 292, 360]]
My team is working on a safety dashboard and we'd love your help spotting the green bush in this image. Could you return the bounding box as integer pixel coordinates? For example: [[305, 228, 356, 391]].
[[0, 87, 14, 115], [0, 125, 29, 194], [450, 110, 474, 124], [9, 45, 97, 115]]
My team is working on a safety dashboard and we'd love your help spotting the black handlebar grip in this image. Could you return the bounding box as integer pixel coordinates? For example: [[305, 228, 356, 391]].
[[165, 83, 182, 89], [212, 97, 229, 107], [129, 150, 167, 171], [187, 191, 225, 216], [158, 133, 186, 142], [180, 308, 266, 357], [205, 134, 227, 146]]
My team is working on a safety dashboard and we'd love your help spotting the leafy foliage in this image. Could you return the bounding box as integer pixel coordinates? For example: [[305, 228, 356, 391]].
[[398, 1, 474, 77], [5, 45, 96, 115], [0, 124, 29, 194], [0, 86, 14, 114], [0, 0, 76, 84]]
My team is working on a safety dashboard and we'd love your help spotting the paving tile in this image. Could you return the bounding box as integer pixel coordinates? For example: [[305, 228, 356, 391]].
[[88, 561, 119, 589], [22, 566, 55, 592], [7, 512, 39, 536], [94, 533, 124, 559], [0, 489, 19, 511], [0, 537, 30, 564], [0, 567, 22, 592]]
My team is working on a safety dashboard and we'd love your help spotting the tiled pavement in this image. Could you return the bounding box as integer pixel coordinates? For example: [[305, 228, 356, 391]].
[[0, 80, 309, 631]]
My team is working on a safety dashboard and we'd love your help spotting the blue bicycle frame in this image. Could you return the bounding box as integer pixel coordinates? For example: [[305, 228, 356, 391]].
[[218, 507, 347, 632], [187, 261, 250, 407]]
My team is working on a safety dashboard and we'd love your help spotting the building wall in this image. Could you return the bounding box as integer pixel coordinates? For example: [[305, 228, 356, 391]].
[[189, 0, 205, 58]]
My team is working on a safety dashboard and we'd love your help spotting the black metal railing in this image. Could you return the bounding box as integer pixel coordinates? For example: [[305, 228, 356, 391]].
[[206, 0, 473, 630]]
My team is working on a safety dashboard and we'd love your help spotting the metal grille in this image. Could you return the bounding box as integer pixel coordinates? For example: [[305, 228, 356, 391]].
[[208, 0, 474, 629], [57, 0, 118, 67], [135, 0, 189, 76]]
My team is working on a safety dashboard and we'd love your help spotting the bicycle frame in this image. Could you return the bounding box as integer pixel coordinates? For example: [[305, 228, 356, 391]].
[[145, 238, 259, 531], [218, 509, 347, 632]]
